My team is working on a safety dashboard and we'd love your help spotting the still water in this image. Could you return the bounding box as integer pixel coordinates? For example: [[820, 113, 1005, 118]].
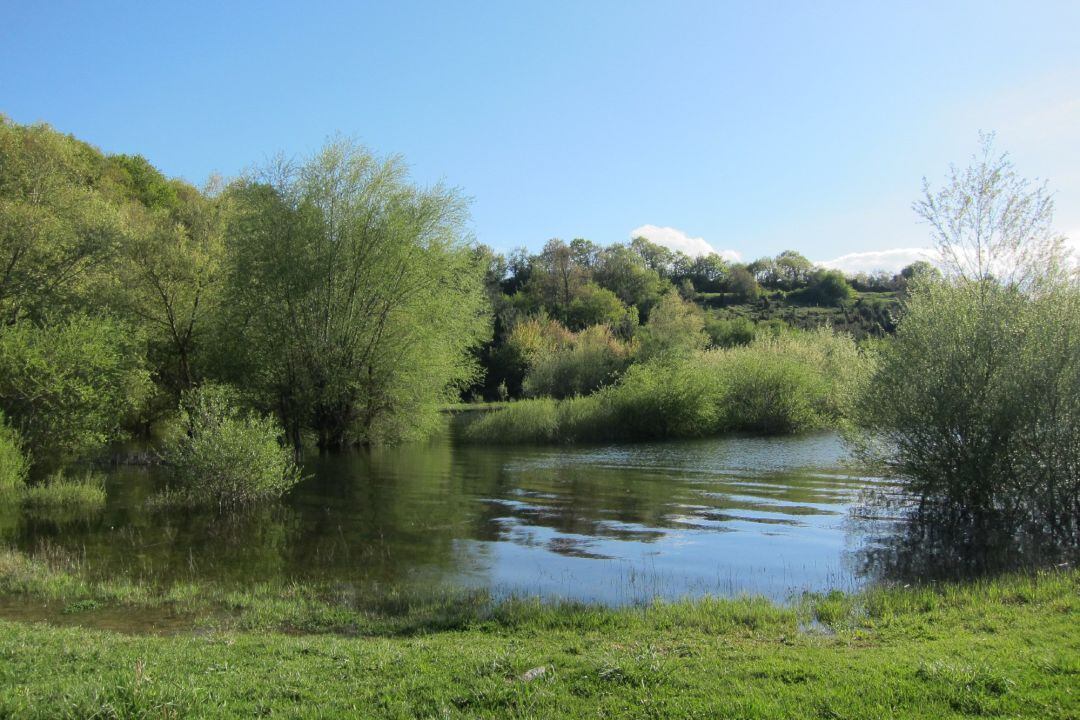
[[2, 428, 909, 603]]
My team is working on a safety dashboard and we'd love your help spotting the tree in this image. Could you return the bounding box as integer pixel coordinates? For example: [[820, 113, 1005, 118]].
[[636, 291, 708, 360], [726, 265, 761, 302], [0, 314, 151, 466], [855, 139, 1079, 538], [0, 118, 125, 323], [914, 133, 1069, 292], [774, 250, 813, 289], [566, 283, 637, 334], [112, 177, 226, 398], [217, 139, 490, 450], [802, 269, 854, 306]]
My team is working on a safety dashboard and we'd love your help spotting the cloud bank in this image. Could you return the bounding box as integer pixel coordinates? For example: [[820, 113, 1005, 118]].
[[630, 224, 741, 262], [816, 247, 937, 275]]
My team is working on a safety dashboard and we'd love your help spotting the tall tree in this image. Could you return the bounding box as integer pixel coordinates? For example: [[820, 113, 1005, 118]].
[[218, 139, 490, 450]]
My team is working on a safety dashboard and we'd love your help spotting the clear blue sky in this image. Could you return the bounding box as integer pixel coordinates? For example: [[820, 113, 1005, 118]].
[[3, 0, 1078, 271]]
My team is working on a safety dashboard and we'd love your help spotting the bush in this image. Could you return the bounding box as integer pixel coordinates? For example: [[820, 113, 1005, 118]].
[[853, 278, 1080, 535], [703, 316, 756, 348], [464, 328, 866, 444], [0, 314, 151, 465], [523, 325, 634, 399], [635, 291, 708, 361], [0, 414, 28, 491], [20, 471, 107, 513], [163, 384, 301, 508]]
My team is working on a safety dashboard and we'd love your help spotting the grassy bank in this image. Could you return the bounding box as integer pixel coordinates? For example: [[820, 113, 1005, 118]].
[[464, 329, 867, 444], [0, 549, 1076, 718]]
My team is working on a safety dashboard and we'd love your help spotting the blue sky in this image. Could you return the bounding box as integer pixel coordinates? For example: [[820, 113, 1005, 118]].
[[2, 1, 1078, 272]]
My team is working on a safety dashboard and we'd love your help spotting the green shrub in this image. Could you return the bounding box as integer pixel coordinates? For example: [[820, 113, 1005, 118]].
[[703, 316, 756, 348], [20, 471, 107, 513], [523, 325, 634, 399], [464, 328, 866, 444], [854, 278, 1080, 531], [162, 384, 301, 508], [0, 414, 28, 491], [0, 314, 151, 466]]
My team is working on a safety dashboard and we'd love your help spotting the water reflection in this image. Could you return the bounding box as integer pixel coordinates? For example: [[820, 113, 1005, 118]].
[[4, 426, 1067, 604]]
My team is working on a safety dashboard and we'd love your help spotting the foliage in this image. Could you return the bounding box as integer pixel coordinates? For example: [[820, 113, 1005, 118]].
[[215, 139, 490, 450], [795, 269, 855, 306], [467, 328, 866, 444], [855, 139, 1079, 537], [635, 291, 708, 360], [523, 324, 634, 399], [703, 315, 756, 348], [725, 265, 761, 301], [0, 118, 125, 324], [914, 133, 1070, 291], [565, 282, 637, 334], [853, 278, 1080, 534], [0, 413, 28, 491], [0, 314, 150, 465], [162, 384, 301, 508]]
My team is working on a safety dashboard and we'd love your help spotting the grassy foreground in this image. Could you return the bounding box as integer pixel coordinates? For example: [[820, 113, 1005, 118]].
[[0, 551, 1076, 719]]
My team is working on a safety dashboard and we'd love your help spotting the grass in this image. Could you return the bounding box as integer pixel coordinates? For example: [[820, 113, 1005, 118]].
[[0, 548, 1076, 717], [18, 471, 107, 516]]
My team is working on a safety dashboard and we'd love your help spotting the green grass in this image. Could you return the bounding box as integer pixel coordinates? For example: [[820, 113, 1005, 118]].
[[18, 471, 107, 516], [0, 548, 1076, 718]]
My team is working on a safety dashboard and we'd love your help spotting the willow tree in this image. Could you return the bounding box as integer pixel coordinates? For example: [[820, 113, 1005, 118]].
[[217, 139, 490, 451], [855, 137, 1079, 540]]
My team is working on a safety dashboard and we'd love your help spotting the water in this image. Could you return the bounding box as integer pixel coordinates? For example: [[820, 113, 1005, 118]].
[[2, 429, 910, 604]]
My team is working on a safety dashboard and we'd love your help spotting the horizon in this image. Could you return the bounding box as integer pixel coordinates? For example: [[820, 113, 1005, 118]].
[[3, 0, 1078, 273]]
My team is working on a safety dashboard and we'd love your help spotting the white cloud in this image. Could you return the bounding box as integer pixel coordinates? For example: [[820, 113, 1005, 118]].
[[816, 247, 937, 275], [629, 224, 741, 261]]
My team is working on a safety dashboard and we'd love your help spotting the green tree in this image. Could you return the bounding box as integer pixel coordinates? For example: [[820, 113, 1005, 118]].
[[0, 118, 125, 323], [725, 265, 761, 302], [217, 139, 490, 450], [636, 291, 708, 360], [0, 314, 151, 466], [856, 140, 1079, 535]]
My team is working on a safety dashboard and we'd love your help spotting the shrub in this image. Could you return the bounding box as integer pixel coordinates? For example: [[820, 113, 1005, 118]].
[[0, 413, 28, 491], [853, 278, 1080, 535], [163, 384, 301, 508], [20, 471, 107, 513], [0, 314, 151, 465], [464, 328, 866, 445], [703, 316, 756, 348], [523, 325, 634, 399], [635, 291, 708, 361]]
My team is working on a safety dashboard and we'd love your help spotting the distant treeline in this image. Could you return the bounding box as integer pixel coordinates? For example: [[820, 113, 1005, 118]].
[[465, 237, 932, 400]]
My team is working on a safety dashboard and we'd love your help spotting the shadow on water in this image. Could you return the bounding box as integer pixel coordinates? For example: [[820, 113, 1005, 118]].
[[851, 501, 1079, 585]]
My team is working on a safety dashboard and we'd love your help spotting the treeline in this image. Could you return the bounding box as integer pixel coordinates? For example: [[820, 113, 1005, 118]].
[[0, 118, 489, 499], [467, 237, 928, 400]]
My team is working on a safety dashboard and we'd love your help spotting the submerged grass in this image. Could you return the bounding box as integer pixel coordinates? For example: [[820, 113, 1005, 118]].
[[0, 554, 1075, 718], [18, 471, 107, 516]]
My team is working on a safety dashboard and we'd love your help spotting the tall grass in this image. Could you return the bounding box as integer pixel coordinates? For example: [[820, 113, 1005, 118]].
[[464, 328, 868, 444], [20, 471, 107, 513]]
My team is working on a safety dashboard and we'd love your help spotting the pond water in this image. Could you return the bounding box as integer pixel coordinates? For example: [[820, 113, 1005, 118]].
[[3, 426, 918, 604]]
